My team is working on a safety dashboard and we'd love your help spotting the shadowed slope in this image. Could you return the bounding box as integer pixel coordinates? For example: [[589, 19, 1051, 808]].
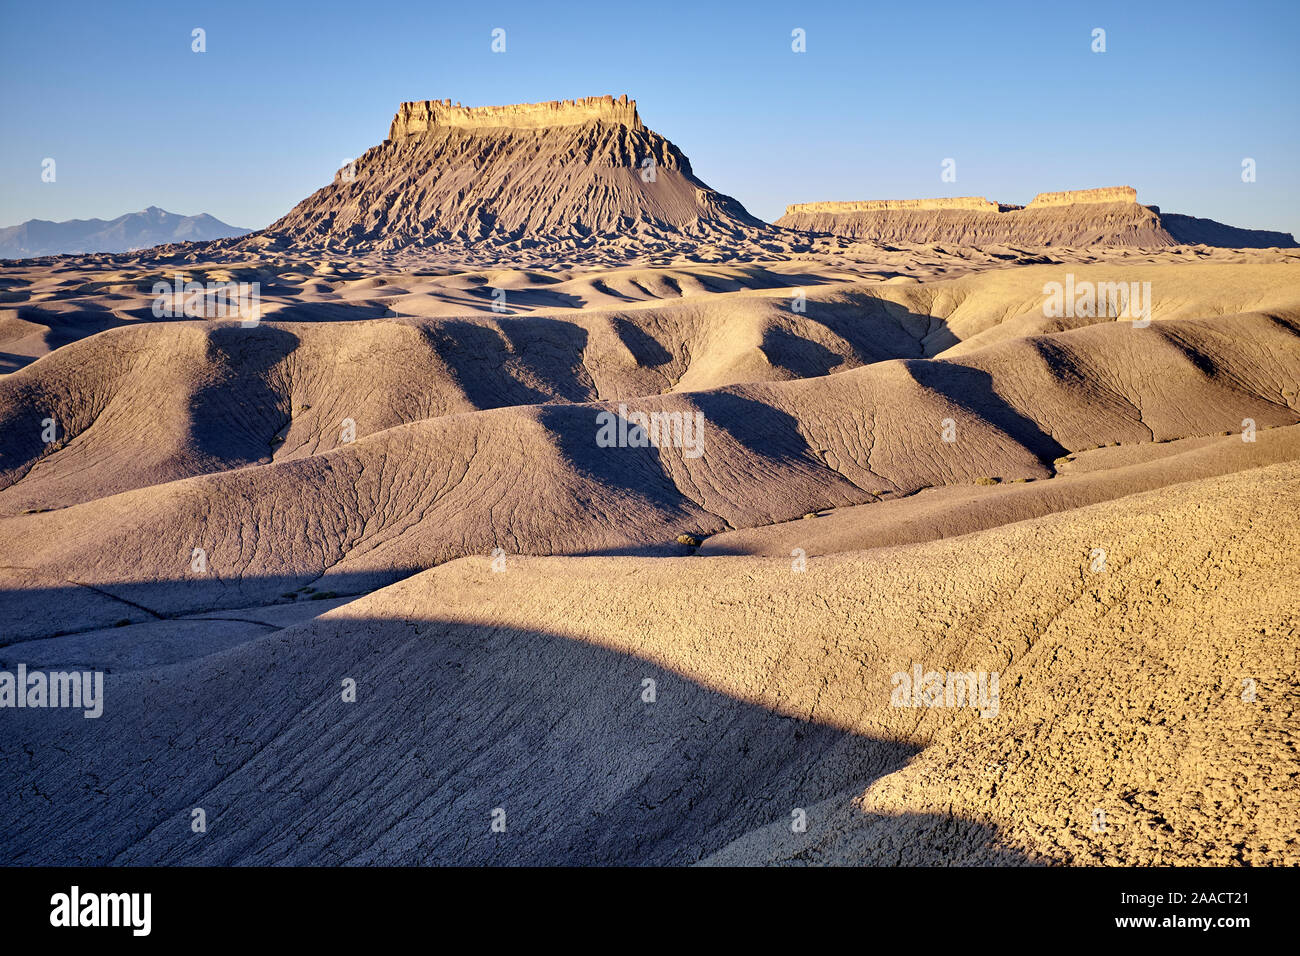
[[699, 426, 1300, 557]]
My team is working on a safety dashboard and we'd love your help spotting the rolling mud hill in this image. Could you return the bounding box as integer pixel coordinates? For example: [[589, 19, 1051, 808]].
[[1, 304, 1297, 640], [3, 260, 1296, 515]]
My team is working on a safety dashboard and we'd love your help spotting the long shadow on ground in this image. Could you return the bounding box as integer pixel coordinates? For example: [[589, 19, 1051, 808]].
[[0, 589, 1031, 866]]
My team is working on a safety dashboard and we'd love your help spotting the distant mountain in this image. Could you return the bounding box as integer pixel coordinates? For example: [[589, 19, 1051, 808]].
[[0, 207, 251, 259]]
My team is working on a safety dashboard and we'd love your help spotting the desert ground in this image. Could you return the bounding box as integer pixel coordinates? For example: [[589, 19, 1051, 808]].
[[1, 96, 1298, 865]]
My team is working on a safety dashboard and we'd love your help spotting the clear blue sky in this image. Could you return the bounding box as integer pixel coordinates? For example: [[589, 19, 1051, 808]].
[[1, 0, 1297, 234]]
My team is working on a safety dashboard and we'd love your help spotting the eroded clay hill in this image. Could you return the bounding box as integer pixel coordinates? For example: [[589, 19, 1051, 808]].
[[252, 96, 769, 255], [778, 187, 1298, 249], [2, 303, 1297, 640]]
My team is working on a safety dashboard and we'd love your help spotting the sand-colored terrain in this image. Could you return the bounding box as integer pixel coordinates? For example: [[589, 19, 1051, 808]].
[[1, 97, 1298, 866]]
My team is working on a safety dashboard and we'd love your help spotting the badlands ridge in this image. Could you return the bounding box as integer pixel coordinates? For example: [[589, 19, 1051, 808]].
[[780, 186, 1298, 249]]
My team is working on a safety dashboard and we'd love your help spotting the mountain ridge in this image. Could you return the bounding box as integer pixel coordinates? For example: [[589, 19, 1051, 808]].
[[0, 206, 250, 259]]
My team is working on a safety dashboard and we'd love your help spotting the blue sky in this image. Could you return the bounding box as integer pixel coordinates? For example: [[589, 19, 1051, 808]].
[[1, 0, 1297, 233]]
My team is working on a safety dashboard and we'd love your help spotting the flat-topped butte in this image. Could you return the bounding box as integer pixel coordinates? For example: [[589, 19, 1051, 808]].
[[785, 187, 1140, 216], [390, 95, 642, 139]]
